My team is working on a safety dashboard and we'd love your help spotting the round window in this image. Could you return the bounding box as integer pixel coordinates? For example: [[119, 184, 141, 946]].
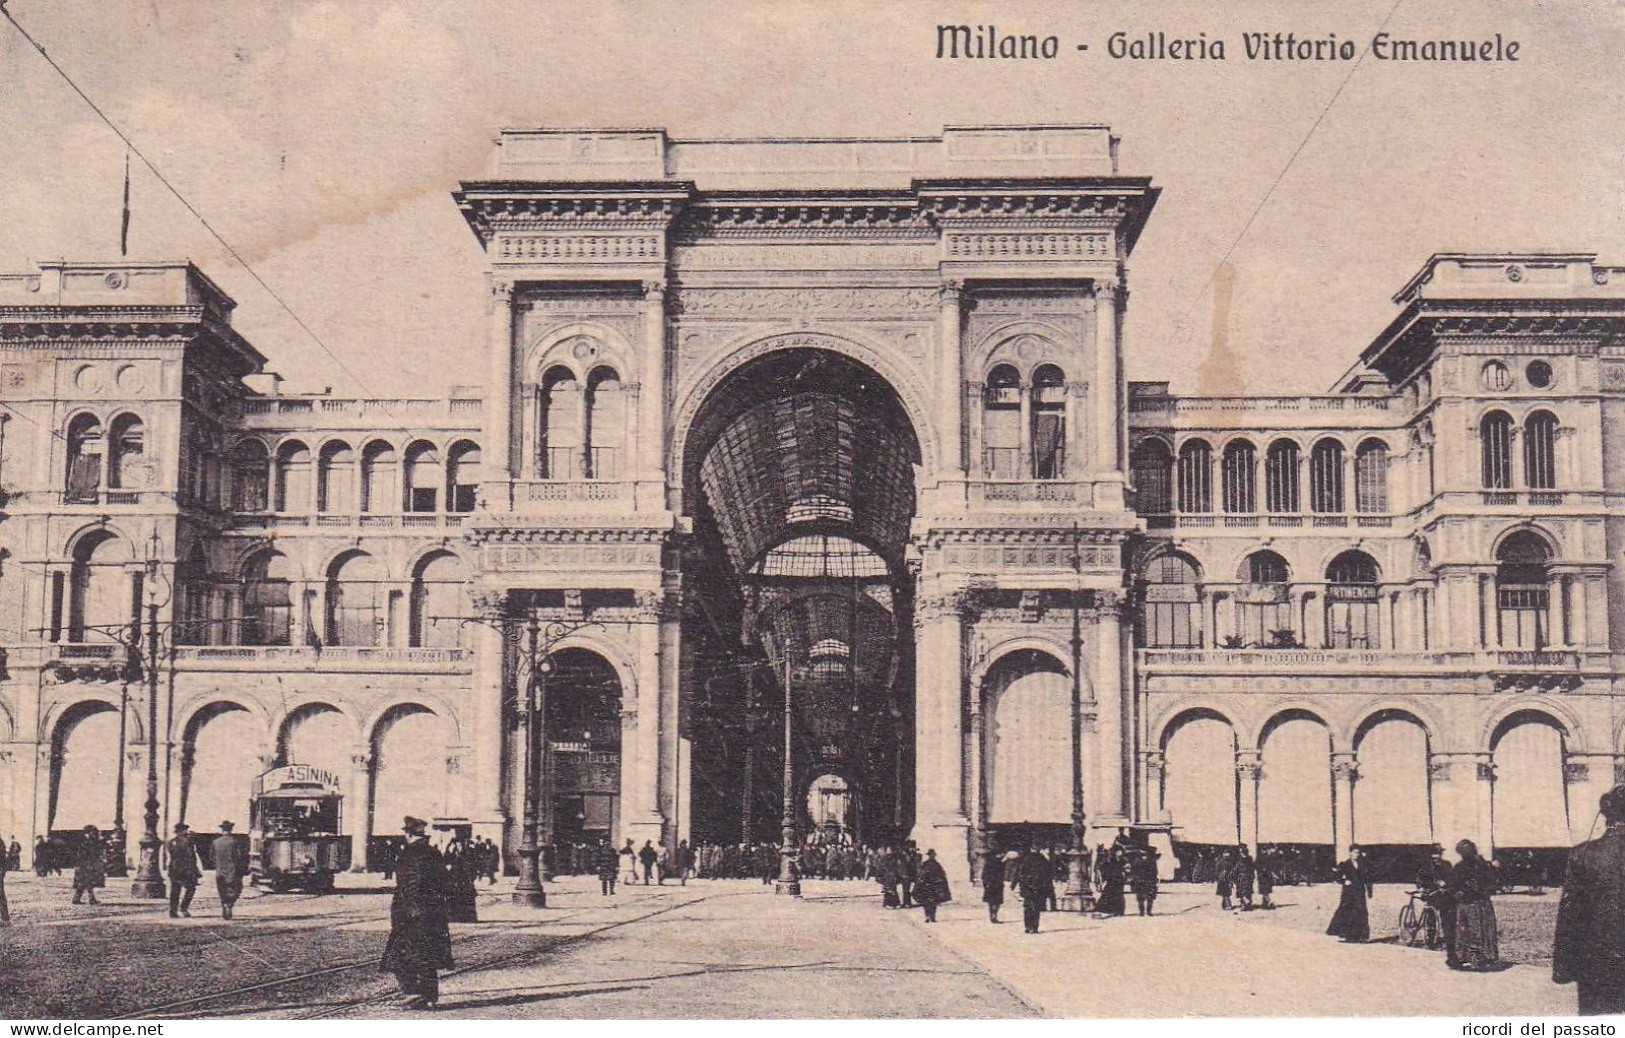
[[1481, 361, 1512, 392], [1526, 360, 1554, 389]]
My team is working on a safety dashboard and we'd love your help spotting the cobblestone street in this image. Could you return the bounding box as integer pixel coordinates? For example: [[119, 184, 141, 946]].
[[0, 873, 1577, 1019]]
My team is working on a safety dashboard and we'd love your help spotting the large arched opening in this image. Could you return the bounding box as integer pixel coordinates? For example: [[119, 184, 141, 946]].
[[680, 348, 920, 849]]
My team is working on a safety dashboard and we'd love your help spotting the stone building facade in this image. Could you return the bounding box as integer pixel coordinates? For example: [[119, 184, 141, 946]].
[[1, 126, 1622, 883]]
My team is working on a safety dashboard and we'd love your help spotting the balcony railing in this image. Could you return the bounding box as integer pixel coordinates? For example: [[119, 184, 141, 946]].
[[60, 489, 145, 506], [1139, 647, 1599, 673], [172, 645, 471, 669], [538, 446, 620, 481]]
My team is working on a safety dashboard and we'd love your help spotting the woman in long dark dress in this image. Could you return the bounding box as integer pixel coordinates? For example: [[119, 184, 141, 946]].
[[1449, 840, 1501, 970], [1095, 847, 1127, 917], [914, 849, 952, 922], [381, 817, 454, 1010], [1326, 845, 1373, 942]]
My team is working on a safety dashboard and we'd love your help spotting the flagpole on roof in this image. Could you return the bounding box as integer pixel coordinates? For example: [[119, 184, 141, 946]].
[[120, 150, 131, 257]]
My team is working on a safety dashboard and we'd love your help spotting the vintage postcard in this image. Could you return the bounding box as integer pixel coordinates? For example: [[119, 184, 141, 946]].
[[1, 0, 1623, 1025]]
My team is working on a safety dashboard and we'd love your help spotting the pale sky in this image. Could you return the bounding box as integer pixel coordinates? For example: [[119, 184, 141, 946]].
[[1, 0, 1621, 398]]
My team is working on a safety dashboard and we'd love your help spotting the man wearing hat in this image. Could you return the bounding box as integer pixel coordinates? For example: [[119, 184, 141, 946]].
[[71, 825, 105, 905], [381, 816, 453, 1009], [1416, 843, 1457, 963], [212, 822, 244, 920], [165, 822, 202, 918], [1554, 784, 1625, 1014]]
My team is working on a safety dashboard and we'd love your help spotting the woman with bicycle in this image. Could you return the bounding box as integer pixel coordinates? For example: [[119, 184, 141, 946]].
[[1449, 839, 1501, 971]]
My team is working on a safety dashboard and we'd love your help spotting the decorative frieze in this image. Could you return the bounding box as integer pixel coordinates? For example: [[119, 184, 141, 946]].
[[495, 235, 662, 263], [944, 231, 1111, 260], [671, 286, 939, 318]]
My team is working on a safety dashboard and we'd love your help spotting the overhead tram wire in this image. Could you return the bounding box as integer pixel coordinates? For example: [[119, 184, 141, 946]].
[[1159, 0, 1405, 360], [0, 6, 410, 435]]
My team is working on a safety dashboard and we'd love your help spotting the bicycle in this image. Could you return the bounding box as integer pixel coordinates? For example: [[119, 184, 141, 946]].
[[1398, 889, 1443, 948]]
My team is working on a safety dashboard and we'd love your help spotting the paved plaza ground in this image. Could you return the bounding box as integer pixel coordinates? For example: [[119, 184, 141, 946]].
[[0, 872, 1578, 1019]]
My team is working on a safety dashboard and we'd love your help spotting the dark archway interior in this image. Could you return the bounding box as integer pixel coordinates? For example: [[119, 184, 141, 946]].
[[681, 349, 919, 847]]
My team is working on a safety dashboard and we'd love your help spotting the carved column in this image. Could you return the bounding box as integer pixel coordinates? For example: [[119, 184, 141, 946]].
[[1067, 381, 1089, 483], [1331, 752, 1358, 853], [1236, 750, 1261, 852], [1093, 591, 1127, 824], [486, 277, 515, 487], [910, 587, 970, 882], [964, 381, 984, 478], [350, 750, 373, 871], [1141, 750, 1166, 818], [468, 589, 507, 838], [967, 695, 986, 883], [937, 280, 965, 478], [638, 280, 668, 488], [1092, 278, 1121, 481], [1473, 757, 1496, 852]]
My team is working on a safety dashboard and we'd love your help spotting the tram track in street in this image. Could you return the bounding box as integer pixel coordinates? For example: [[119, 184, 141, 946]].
[[119, 888, 711, 1020]]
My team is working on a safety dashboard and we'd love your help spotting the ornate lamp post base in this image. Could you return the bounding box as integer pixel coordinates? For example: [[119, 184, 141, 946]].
[[774, 848, 801, 897], [512, 846, 547, 907], [130, 838, 165, 899]]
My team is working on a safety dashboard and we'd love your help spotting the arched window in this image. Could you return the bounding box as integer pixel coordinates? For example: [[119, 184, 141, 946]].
[[275, 440, 312, 513], [231, 440, 270, 513], [1496, 531, 1551, 650], [1031, 364, 1067, 480], [585, 367, 624, 480], [409, 551, 469, 648], [316, 441, 355, 513], [360, 441, 397, 514], [1131, 439, 1173, 515], [1237, 551, 1293, 647], [1309, 439, 1345, 514], [1265, 440, 1300, 513], [982, 364, 1022, 479], [445, 441, 481, 512], [1354, 440, 1389, 513], [1523, 412, 1558, 490], [242, 550, 293, 646], [1325, 550, 1381, 649], [65, 414, 104, 503], [325, 551, 385, 647], [1221, 439, 1256, 514], [1140, 553, 1201, 648], [1481, 412, 1515, 489], [404, 442, 441, 513], [106, 413, 145, 490], [538, 366, 581, 479], [174, 544, 209, 645], [67, 530, 133, 643], [1177, 439, 1212, 513]]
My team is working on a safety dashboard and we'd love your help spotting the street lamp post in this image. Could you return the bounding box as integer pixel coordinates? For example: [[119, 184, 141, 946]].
[[1059, 522, 1095, 912], [129, 531, 167, 898], [775, 654, 801, 897], [512, 613, 548, 907]]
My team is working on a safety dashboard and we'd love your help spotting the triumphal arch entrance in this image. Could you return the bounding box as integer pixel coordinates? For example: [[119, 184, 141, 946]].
[[452, 126, 1159, 880]]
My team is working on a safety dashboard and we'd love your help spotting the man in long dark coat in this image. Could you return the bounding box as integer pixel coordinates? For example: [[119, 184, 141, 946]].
[[914, 849, 952, 922], [1555, 784, 1625, 1014], [381, 816, 453, 1010], [1231, 845, 1257, 910], [165, 823, 202, 918], [595, 837, 619, 896], [1417, 844, 1456, 961], [71, 826, 105, 905], [212, 822, 243, 920], [1011, 848, 1053, 934]]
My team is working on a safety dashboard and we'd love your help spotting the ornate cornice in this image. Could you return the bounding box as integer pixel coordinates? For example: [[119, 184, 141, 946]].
[[466, 523, 671, 546]]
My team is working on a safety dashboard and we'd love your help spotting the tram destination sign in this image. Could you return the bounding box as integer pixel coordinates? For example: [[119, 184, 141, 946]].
[[253, 764, 345, 796]]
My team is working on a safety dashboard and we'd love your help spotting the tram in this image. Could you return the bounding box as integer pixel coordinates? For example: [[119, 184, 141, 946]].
[[249, 764, 352, 893]]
